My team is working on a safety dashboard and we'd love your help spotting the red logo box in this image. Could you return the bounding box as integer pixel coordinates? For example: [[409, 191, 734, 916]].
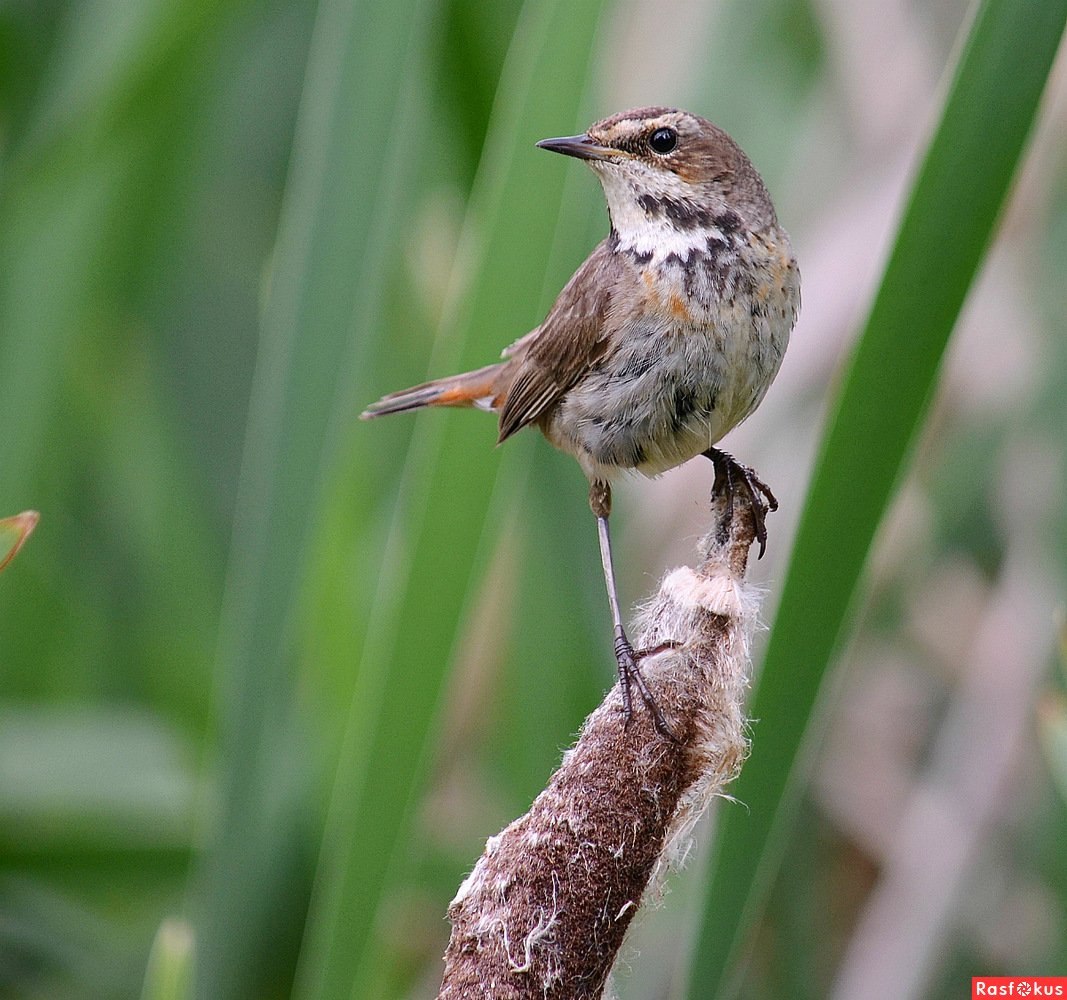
[[972, 978, 1067, 997]]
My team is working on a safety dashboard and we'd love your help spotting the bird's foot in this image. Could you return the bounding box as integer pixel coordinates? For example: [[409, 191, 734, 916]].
[[704, 448, 778, 559], [613, 627, 681, 742]]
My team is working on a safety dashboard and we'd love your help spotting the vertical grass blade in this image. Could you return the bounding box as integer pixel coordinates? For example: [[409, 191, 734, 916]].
[[687, 0, 1067, 994], [194, 0, 439, 996], [293, 1, 608, 996]]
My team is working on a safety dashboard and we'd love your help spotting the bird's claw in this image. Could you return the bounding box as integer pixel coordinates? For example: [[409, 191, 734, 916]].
[[705, 449, 778, 559], [613, 629, 681, 742]]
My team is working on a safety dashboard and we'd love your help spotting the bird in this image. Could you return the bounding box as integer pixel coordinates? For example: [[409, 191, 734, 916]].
[[362, 107, 800, 737]]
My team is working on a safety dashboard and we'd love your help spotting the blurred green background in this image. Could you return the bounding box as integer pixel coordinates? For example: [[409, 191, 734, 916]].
[[1, 0, 1065, 998]]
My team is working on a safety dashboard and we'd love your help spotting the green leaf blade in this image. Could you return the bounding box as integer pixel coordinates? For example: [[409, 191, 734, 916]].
[[292, 1, 610, 997], [193, 0, 442, 996], [688, 0, 1067, 994]]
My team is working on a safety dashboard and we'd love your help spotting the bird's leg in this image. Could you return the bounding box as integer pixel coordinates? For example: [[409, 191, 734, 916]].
[[590, 480, 678, 740], [702, 448, 778, 558]]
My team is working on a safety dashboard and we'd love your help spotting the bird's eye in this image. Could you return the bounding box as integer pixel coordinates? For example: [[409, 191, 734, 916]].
[[648, 127, 678, 154]]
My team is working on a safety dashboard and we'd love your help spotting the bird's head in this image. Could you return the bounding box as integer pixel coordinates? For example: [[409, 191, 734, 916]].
[[538, 107, 776, 257]]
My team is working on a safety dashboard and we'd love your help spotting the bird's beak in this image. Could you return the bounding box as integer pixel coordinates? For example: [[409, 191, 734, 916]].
[[536, 133, 619, 162]]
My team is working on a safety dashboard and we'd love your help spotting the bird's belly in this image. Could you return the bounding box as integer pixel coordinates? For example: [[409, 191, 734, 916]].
[[544, 310, 786, 480]]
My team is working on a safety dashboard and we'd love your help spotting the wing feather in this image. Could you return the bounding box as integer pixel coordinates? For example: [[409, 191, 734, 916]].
[[497, 239, 619, 442]]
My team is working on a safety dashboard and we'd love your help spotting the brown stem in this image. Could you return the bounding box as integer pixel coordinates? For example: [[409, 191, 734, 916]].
[[437, 493, 762, 999]]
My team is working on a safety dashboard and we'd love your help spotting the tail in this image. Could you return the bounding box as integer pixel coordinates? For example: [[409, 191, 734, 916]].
[[360, 363, 506, 419]]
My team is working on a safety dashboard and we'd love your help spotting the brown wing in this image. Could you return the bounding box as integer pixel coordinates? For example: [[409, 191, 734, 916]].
[[497, 239, 619, 442]]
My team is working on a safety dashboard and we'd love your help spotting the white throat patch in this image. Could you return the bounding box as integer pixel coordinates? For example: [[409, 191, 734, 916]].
[[594, 163, 723, 263]]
